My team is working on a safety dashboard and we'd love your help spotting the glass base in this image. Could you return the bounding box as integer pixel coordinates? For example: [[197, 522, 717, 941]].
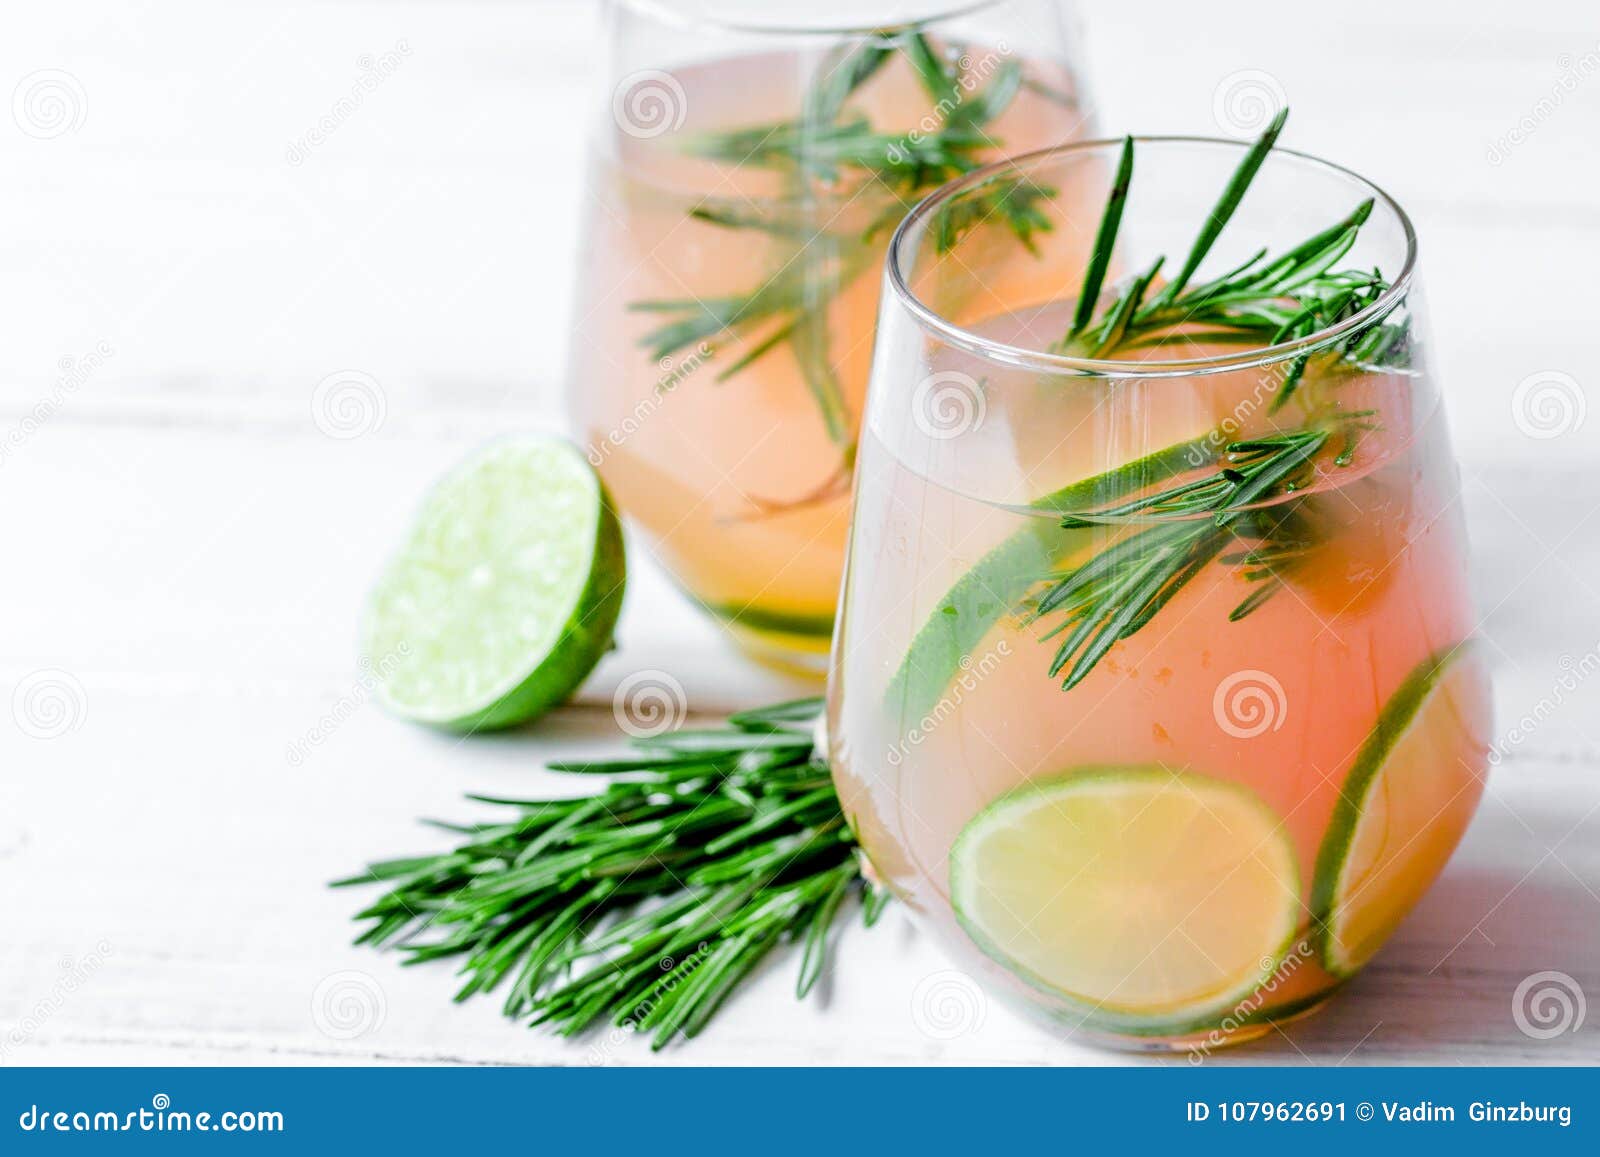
[[701, 601, 834, 678], [1070, 989, 1339, 1056], [720, 617, 832, 678]]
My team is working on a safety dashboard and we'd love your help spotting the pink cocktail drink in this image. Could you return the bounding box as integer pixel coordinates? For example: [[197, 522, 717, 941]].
[[829, 131, 1491, 1048], [568, 3, 1096, 667]]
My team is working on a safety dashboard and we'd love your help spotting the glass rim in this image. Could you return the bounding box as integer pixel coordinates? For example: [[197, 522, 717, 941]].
[[614, 0, 1004, 38], [885, 134, 1420, 379]]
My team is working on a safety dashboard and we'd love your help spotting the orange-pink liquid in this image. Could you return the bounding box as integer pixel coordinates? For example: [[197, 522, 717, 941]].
[[568, 46, 1093, 665], [828, 307, 1492, 1046]]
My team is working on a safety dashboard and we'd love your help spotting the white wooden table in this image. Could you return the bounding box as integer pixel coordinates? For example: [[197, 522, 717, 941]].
[[2, 0, 1598, 1066]]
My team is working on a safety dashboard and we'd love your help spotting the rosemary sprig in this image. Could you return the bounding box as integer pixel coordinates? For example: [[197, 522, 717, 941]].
[[692, 34, 1027, 199], [1024, 110, 1403, 690], [1055, 109, 1411, 393], [631, 29, 1050, 476], [334, 698, 885, 1050], [889, 111, 1411, 706], [1030, 425, 1355, 689]]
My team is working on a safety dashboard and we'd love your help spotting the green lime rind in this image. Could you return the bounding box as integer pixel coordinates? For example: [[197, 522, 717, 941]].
[[700, 600, 835, 640], [361, 437, 626, 733], [454, 504, 624, 732], [885, 434, 1217, 719], [885, 519, 1060, 720], [1022, 434, 1218, 515], [1058, 974, 1338, 1041], [1309, 639, 1476, 977], [950, 764, 1302, 1039]]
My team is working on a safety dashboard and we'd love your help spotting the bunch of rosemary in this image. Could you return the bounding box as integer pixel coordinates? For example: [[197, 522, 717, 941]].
[[335, 698, 883, 1049]]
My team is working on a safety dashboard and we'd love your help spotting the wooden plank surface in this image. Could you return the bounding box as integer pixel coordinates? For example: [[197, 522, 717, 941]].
[[2, 0, 1598, 1066]]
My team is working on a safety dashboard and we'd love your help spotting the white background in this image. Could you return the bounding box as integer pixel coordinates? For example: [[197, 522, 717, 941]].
[[1, 0, 1597, 1065]]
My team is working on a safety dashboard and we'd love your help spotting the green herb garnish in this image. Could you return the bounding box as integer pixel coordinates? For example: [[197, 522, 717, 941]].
[[1056, 110, 1409, 397], [631, 29, 1053, 483], [334, 698, 885, 1050], [1030, 424, 1368, 689], [885, 434, 1217, 719], [891, 109, 1410, 706]]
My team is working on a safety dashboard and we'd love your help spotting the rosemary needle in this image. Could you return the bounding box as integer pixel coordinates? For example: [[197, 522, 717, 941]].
[[334, 697, 887, 1050], [631, 29, 1051, 467], [1055, 111, 1408, 375], [1068, 134, 1133, 339], [1027, 110, 1405, 691], [1031, 426, 1354, 689]]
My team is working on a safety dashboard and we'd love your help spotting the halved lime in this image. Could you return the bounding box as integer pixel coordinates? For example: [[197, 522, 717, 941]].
[[951, 766, 1300, 1034], [1311, 642, 1487, 976], [361, 437, 626, 732]]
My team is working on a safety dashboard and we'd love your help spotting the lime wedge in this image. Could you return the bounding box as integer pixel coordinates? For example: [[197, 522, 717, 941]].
[[361, 437, 626, 732], [951, 766, 1300, 1032], [1312, 642, 1488, 976]]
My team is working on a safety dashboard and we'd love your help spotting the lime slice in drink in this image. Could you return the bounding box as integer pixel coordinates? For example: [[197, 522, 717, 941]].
[[361, 437, 626, 732], [1311, 642, 1487, 976], [951, 766, 1300, 1032]]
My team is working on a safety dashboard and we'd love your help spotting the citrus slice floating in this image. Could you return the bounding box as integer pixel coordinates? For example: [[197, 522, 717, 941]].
[[951, 766, 1300, 1033], [361, 436, 626, 732], [1312, 642, 1488, 976]]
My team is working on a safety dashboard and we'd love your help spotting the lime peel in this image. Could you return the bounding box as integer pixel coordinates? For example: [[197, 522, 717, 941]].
[[1311, 640, 1484, 976], [361, 436, 626, 732], [951, 765, 1301, 1035]]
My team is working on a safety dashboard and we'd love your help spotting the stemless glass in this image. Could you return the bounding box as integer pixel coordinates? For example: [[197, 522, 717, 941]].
[[828, 137, 1493, 1050], [566, 0, 1096, 671]]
